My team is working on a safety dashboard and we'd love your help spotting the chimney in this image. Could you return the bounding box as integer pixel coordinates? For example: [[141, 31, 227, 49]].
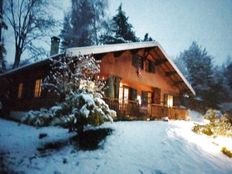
[[50, 36, 60, 56]]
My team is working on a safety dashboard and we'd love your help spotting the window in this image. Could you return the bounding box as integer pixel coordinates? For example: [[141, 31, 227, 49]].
[[148, 60, 155, 73], [148, 92, 152, 105], [34, 79, 42, 97], [17, 83, 23, 99], [132, 55, 143, 69], [145, 60, 155, 73], [167, 95, 173, 108], [129, 88, 137, 100], [123, 88, 129, 104], [119, 83, 129, 104], [141, 91, 148, 106], [141, 91, 152, 107]]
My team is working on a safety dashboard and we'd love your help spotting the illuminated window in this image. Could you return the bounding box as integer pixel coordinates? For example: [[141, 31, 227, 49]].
[[17, 83, 23, 99], [118, 83, 129, 104], [167, 95, 173, 108], [137, 95, 141, 105], [123, 88, 129, 104], [34, 79, 42, 97], [119, 86, 123, 104]]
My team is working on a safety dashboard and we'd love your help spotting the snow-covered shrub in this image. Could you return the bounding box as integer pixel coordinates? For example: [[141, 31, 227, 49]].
[[193, 109, 232, 137], [22, 108, 53, 127], [204, 109, 223, 121], [192, 124, 213, 136], [22, 91, 114, 133], [22, 54, 115, 133], [63, 91, 114, 133]]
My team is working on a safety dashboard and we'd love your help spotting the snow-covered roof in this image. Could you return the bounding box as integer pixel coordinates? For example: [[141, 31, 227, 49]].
[[0, 41, 195, 95], [66, 41, 195, 96], [0, 53, 63, 78], [66, 41, 160, 56]]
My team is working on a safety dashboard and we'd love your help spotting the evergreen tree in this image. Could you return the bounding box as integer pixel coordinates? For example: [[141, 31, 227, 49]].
[[177, 42, 221, 108], [143, 33, 153, 41], [223, 56, 232, 90], [206, 65, 231, 107], [60, 0, 108, 49], [181, 42, 214, 91], [100, 4, 138, 44], [174, 55, 189, 79]]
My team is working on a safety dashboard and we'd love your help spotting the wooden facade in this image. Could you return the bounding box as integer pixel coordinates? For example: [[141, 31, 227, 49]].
[[0, 41, 195, 120]]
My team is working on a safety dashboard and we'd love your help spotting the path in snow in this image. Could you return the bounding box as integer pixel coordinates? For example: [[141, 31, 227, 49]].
[[0, 112, 232, 174]]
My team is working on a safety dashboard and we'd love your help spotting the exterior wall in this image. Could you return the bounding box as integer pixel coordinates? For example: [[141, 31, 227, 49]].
[[0, 48, 185, 118], [0, 62, 60, 115], [100, 51, 180, 101]]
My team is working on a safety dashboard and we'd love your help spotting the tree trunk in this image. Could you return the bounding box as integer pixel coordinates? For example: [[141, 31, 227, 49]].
[[13, 47, 22, 69], [0, 0, 5, 73]]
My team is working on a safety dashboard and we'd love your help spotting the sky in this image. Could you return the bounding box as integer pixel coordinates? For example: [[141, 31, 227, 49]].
[[109, 0, 232, 65], [4, 0, 232, 65]]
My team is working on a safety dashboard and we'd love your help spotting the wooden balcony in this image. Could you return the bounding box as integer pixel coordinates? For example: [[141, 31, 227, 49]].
[[104, 98, 188, 120], [150, 104, 188, 120]]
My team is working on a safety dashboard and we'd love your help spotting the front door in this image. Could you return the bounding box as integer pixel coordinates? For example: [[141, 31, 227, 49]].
[[141, 91, 152, 114]]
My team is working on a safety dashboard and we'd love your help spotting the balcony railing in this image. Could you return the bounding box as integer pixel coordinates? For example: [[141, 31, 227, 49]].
[[103, 98, 145, 119], [104, 97, 188, 120], [150, 104, 188, 120]]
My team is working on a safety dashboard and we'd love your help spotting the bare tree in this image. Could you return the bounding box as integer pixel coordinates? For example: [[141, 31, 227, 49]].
[[4, 0, 56, 69], [0, 0, 8, 73]]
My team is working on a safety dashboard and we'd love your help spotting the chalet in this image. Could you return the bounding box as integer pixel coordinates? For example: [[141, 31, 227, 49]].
[[0, 38, 195, 120]]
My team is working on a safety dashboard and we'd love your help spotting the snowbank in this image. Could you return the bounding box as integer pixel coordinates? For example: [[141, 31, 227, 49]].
[[0, 112, 232, 174]]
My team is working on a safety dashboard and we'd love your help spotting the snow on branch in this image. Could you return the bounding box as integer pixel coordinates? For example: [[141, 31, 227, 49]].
[[43, 54, 105, 99]]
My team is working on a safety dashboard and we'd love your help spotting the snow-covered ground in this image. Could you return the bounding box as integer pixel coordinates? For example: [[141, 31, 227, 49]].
[[0, 111, 232, 174]]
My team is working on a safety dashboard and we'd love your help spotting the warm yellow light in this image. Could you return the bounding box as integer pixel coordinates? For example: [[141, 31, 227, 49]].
[[120, 82, 123, 87], [119, 87, 123, 104], [167, 95, 173, 108], [89, 81, 95, 89], [17, 83, 23, 98], [123, 88, 129, 104], [137, 95, 141, 105], [80, 80, 95, 91], [34, 79, 42, 97]]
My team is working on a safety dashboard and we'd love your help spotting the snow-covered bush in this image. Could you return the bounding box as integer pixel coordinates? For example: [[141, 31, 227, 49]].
[[55, 91, 114, 133], [193, 109, 232, 137], [22, 91, 114, 133], [22, 55, 115, 133], [22, 108, 54, 127], [204, 109, 223, 121]]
